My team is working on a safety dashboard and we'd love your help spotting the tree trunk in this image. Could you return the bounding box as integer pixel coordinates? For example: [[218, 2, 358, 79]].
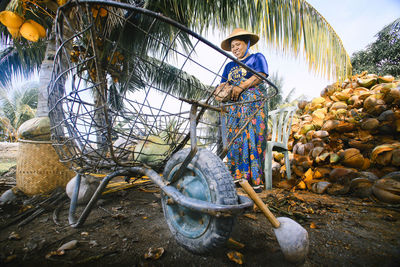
[[36, 36, 56, 118]]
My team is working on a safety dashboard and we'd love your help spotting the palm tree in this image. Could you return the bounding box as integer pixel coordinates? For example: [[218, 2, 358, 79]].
[[1, 0, 351, 111], [0, 82, 38, 141], [267, 72, 297, 111]]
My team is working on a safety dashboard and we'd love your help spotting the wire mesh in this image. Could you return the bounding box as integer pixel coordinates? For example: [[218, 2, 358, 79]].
[[48, 0, 276, 173]]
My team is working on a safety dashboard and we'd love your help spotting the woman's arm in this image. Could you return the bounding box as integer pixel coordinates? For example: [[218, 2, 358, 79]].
[[231, 73, 266, 101]]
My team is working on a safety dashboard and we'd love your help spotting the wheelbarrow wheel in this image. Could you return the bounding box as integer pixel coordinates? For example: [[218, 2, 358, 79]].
[[162, 148, 238, 254]]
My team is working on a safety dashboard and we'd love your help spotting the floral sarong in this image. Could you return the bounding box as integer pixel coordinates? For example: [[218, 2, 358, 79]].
[[225, 87, 266, 186]]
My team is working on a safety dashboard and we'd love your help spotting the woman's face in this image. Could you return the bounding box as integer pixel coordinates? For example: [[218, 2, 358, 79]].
[[230, 39, 247, 59]]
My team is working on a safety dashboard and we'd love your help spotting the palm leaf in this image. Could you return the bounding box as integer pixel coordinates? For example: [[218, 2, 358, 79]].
[[148, 0, 352, 80], [0, 42, 46, 87]]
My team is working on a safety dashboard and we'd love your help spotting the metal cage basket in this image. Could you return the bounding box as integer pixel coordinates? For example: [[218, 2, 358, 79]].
[[48, 0, 277, 174]]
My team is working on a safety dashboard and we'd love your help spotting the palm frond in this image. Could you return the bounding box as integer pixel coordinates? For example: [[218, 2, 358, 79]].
[[150, 0, 352, 81], [0, 42, 46, 88]]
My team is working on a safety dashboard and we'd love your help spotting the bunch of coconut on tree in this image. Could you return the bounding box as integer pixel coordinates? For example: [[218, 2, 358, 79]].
[[272, 71, 400, 204]]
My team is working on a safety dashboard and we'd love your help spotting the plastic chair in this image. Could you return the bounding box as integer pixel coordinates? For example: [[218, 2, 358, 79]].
[[264, 106, 297, 189]]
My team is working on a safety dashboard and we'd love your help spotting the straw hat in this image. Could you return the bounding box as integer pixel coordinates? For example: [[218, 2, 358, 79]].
[[221, 28, 259, 51]]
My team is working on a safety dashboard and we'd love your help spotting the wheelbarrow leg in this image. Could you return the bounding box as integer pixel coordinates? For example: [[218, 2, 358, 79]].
[[68, 170, 125, 227]]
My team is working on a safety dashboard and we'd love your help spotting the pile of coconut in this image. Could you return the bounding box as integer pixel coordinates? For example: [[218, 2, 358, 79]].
[[272, 71, 400, 204]]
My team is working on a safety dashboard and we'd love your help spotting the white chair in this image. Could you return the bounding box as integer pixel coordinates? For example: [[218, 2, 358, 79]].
[[264, 106, 297, 189]]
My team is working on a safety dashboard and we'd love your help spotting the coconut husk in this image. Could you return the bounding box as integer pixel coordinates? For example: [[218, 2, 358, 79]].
[[340, 148, 365, 169], [360, 118, 379, 131], [0, 11, 24, 28], [378, 76, 395, 84]]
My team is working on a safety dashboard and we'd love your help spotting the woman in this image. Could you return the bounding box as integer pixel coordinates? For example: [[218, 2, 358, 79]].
[[219, 28, 268, 192]]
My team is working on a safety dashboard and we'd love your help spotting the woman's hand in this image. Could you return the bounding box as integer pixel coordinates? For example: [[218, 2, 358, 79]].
[[231, 85, 243, 101]]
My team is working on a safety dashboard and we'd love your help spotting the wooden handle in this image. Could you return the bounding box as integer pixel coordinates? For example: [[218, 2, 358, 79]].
[[239, 179, 280, 228]]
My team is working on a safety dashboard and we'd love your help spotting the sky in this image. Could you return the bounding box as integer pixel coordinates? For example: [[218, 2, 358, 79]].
[[261, 0, 400, 100]]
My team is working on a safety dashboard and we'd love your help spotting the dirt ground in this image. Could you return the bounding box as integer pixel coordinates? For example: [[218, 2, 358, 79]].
[[0, 162, 399, 267]]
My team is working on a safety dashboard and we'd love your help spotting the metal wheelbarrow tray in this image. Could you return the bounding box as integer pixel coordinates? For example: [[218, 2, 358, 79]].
[[48, 0, 277, 254]]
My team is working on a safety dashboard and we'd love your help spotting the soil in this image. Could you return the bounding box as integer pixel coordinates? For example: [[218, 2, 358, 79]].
[[0, 162, 399, 266]]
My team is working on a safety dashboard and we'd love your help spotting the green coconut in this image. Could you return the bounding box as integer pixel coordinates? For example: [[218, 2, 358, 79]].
[[134, 135, 170, 166], [17, 117, 50, 141], [357, 77, 377, 89]]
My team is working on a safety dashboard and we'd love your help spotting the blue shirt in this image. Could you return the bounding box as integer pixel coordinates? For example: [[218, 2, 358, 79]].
[[220, 53, 269, 85]]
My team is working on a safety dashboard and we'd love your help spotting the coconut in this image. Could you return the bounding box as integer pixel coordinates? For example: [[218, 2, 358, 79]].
[[357, 77, 377, 88], [311, 181, 331, 194], [313, 130, 329, 139], [335, 121, 355, 133], [378, 75, 395, 84], [0, 11, 24, 28], [349, 178, 373, 198], [26, 19, 46, 38], [384, 88, 400, 105], [17, 117, 50, 140], [20, 21, 40, 42], [321, 120, 339, 132], [340, 148, 365, 169], [371, 144, 400, 163], [391, 149, 400, 166], [378, 110, 395, 122], [7, 26, 20, 38], [332, 91, 350, 101], [372, 173, 400, 204], [329, 167, 358, 183], [134, 135, 170, 166], [360, 118, 379, 131], [330, 101, 347, 111], [297, 100, 309, 110]]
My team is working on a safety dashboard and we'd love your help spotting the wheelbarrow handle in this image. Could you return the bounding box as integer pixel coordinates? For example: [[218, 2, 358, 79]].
[[239, 179, 280, 228]]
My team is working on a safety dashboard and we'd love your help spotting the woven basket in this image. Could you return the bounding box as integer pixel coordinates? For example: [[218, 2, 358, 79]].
[[16, 139, 75, 195]]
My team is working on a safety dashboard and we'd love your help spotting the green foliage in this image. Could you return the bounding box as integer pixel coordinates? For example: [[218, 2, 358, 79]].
[[351, 18, 400, 77], [0, 0, 351, 87], [0, 82, 38, 141], [267, 72, 296, 111]]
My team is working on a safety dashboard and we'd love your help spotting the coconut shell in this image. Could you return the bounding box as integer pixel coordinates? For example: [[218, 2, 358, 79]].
[[391, 149, 400, 166], [378, 75, 395, 84], [357, 77, 377, 88], [321, 120, 339, 132], [330, 101, 347, 111], [300, 124, 315, 134], [349, 178, 373, 198], [335, 121, 355, 133], [314, 130, 329, 139], [360, 118, 379, 131], [348, 140, 374, 151], [384, 88, 400, 105], [311, 181, 331, 194], [340, 148, 365, 169], [297, 100, 309, 110], [311, 147, 325, 159], [332, 91, 350, 101], [372, 174, 400, 203], [17, 117, 50, 140], [329, 167, 358, 183], [330, 153, 341, 164], [376, 151, 393, 166], [0, 11, 24, 28], [371, 144, 400, 163]]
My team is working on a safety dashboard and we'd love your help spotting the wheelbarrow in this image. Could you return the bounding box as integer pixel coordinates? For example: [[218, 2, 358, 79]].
[[48, 0, 278, 254]]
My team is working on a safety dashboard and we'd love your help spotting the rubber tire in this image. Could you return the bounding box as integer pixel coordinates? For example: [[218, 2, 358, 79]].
[[161, 148, 238, 254]]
